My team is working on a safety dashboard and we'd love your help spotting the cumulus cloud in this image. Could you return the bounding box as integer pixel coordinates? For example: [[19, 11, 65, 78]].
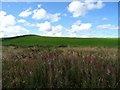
[[37, 21, 52, 31], [68, 33, 77, 37], [37, 21, 63, 37], [32, 8, 46, 20], [52, 25, 63, 36], [17, 19, 26, 23], [68, 1, 86, 17], [17, 19, 36, 27], [1, 25, 29, 37], [0, 25, 29, 37], [0, 11, 29, 37], [67, 20, 92, 37], [67, 33, 93, 38], [0, 33, 4, 38], [19, 7, 61, 22], [48, 13, 61, 22], [69, 23, 92, 33], [6, 26, 29, 33], [32, 8, 61, 22], [79, 34, 93, 38], [0, 11, 16, 27], [73, 20, 81, 25], [24, 22, 36, 27], [97, 24, 118, 30], [85, 0, 104, 10], [37, 4, 42, 8], [68, 0, 104, 17], [19, 8, 32, 17]]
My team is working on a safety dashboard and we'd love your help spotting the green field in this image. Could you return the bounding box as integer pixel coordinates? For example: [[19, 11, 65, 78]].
[[2, 35, 118, 48]]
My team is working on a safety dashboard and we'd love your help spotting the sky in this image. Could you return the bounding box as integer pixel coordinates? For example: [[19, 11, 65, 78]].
[[0, 1, 118, 38]]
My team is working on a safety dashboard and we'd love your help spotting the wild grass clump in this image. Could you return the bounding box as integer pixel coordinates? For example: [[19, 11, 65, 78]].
[[2, 46, 119, 88]]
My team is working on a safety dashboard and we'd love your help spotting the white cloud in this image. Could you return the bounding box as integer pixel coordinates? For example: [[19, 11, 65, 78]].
[[66, 20, 92, 37], [2, 25, 29, 34], [0, 11, 16, 27], [52, 25, 63, 36], [37, 21, 52, 31], [32, 8, 61, 22], [0, 11, 6, 16], [19, 7, 61, 22], [37, 21, 63, 37], [19, 8, 32, 17], [0, 33, 4, 38], [17, 19, 26, 23], [0, 25, 29, 37], [68, 0, 104, 17], [68, 33, 77, 37], [66, 33, 93, 38], [68, 1, 86, 17], [85, 0, 104, 10], [24, 22, 36, 27], [0, 11, 29, 37], [74, 20, 81, 25], [17, 19, 36, 27], [102, 17, 108, 20], [79, 35, 92, 38], [97, 24, 118, 30], [42, 31, 53, 37], [42, 26, 62, 37], [37, 4, 42, 8], [32, 8, 47, 20], [70, 23, 92, 33], [48, 13, 61, 22]]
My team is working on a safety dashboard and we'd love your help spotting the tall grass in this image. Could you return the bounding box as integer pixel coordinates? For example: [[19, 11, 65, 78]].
[[2, 46, 119, 88]]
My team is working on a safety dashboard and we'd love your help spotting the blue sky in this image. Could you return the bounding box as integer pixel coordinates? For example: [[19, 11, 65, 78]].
[[0, 1, 118, 37]]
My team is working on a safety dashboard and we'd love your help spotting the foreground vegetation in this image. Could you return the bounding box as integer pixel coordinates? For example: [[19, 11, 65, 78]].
[[2, 46, 119, 88]]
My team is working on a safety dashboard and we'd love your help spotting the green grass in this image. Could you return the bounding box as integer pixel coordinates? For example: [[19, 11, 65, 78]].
[[2, 35, 118, 48]]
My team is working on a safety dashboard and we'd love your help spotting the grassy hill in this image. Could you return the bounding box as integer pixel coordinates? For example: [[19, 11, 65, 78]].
[[2, 35, 118, 48]]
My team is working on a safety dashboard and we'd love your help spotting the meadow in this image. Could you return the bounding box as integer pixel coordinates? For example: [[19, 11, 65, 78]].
[[2, 35, 120, 88], [2, 35, 118, 48]]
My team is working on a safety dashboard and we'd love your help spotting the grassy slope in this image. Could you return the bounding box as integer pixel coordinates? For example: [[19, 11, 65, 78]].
[[2, 35, 118, 47]]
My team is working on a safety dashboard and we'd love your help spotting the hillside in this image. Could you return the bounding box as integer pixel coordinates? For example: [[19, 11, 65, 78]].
[[2, 35, 118, 48]]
